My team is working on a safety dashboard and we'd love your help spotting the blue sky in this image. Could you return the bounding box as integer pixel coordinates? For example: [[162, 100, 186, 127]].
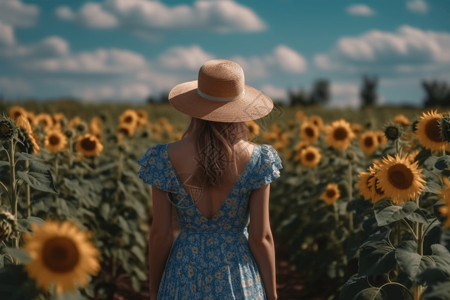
[[0, 0, 449, 107]]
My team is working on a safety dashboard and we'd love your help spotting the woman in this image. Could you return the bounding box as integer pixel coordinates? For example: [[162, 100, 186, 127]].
[[139, 59, 282, 300]]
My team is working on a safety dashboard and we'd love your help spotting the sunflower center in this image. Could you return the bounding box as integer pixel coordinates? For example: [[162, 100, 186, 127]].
[[388, 164, 413, 190], [305, 127, 315, 138], [326, 189, 336, 198], [385, 126, 399, 140], [305, 152, 316, 161], [364, 137, 374, 147], [123, 116, 133, 123], [42, 237, 80, 273], [49, 135, 60, 146], [81, 137, 96, 151], [425, 118, 443, 142], [0, 123, 11, 138], [333, 127, 348, 141]]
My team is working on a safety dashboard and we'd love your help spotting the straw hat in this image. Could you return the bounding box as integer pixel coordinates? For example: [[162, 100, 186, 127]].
[[168, 59, 273, 122]]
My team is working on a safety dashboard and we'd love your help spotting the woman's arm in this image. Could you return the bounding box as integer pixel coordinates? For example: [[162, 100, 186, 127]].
[[248, 184, 277, 300], [148, 186, 174, 300]]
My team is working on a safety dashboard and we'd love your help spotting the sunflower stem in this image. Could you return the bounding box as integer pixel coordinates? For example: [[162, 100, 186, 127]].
[[414, 196, 424, 300], [25, 159, 31, 218], [394, 139, 401, 156], [347, 162, 354, 232], [333, 202, 339, 222]]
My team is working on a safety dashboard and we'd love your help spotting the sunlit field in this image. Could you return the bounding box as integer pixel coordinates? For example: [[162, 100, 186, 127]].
[[1, 100, 449, 299]]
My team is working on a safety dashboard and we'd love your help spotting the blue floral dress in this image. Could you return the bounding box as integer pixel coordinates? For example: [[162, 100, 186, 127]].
[[138, 143, 282, 300]]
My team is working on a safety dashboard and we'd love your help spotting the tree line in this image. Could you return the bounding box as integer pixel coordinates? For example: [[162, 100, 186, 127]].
[[285, 77, 450, 108]]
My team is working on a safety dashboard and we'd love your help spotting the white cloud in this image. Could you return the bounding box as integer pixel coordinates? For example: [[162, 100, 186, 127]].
[[136, 70, 180, 91], [79, 3, 119, 29], [314, 25, 450, 75], [119, 83, 151, 100], [260, 84, 288, 102], [231, 45, 307, 80], [80, 86, 116, 101], [54, 6, 75, 21], [0, 77, 32, 95], [28, 48, 148, 73], [346, 4, 375, 16], [0, 0, 39, 27], [55, 0, 266, 35], [158, 45, 215, 70], [406, 0, 428, 14], [230, 56, 268, 79], [0, 21, 15, 46], [272, 45, 307, 73], [79, 83, 151, 101]]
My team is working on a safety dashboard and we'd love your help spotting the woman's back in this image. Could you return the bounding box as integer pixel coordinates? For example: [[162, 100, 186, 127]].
[[168, 137, 255, 220]]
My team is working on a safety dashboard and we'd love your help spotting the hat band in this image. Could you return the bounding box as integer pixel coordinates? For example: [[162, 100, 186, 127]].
[[197, 88, 245, 102]]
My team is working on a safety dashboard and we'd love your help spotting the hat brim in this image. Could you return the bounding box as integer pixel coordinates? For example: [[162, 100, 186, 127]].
[[168, 80, 274, 122]]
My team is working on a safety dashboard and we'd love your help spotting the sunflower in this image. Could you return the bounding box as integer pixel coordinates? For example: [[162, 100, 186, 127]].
[[299, 146, 321, 168], [415, 110, 447, 151], [89, 117, 103, 140], [295, 140, 309, 152], [369, 176, 387, 203], [383, 122, 402, 141], [44, 129, 68, 153], [393, 114, 411, 127], [16, 115, 40, 153], [321, 183, 340, 205], [360, 131, 379, 156], [0, 117, 15, 141], [299, 122, 319, 143], [351, 123, 363, 136], [136, 109, 148, 128], [118, 123, 136, 137], [308, 115, 324, 131], [24, 221, 100, 294], [440, 113, 450, 143], [376, 154, 425, 204], [273, 133, 290, 151], [357, 171, 374, 201], [75, 134, 104, 156], [119, 109, 139, 128], [9, 106, 27, 121], [374, 130, 388, 147], [295, 110, 306, 121], [246, 120, 260, 136], [68, 116, 82, 129], [324, 119, 355, 150], [33, 113, 54, 129]]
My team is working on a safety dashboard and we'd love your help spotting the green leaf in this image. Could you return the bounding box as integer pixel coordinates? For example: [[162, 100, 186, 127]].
[[16, 171, 57, 193], [375, 201, 427, 226], [359, 240, 396, 276], [118, 216, 130, 233], [423, 281, 450, 300], [354, 287, 383, 300], [131, 245, 146, 264], [0, 161, 9, 167], [340, 274, 371, 299], [4, 248, 31, 264], [396, 241, 422, 281]]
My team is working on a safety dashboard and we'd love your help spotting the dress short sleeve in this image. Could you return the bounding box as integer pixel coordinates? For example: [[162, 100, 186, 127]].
[[250, 144, 283, 189], [138, 144, 178, 192]]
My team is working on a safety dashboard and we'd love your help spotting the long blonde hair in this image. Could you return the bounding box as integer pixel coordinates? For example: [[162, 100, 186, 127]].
[[183, 118, 248, 187]]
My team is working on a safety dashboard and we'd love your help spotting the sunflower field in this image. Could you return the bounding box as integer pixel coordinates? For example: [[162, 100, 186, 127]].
[[0, 100, 450, 300]]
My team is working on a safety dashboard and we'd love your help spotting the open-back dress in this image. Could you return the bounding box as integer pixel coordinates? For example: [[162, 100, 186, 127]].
[[138, 143, 282, 300]]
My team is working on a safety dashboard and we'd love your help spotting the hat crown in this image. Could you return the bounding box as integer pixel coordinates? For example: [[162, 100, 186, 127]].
[[197, 60, 245, 99]]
